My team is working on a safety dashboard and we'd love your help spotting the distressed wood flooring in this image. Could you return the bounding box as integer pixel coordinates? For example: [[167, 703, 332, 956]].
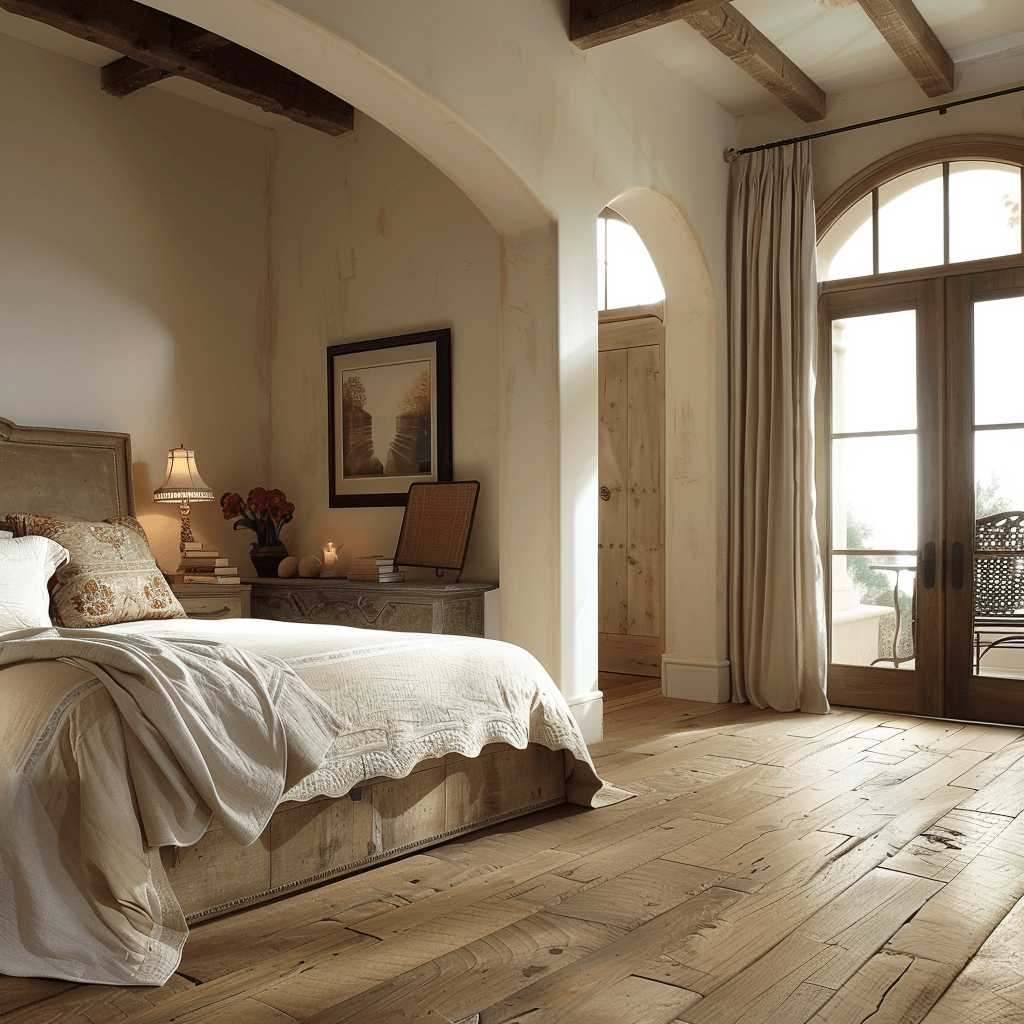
[[5, 673, 1024, 1022]]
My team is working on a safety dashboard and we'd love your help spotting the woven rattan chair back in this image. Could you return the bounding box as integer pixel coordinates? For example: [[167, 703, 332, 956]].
[[393, 480, 480, 579], [974, 511, 1024, 615]]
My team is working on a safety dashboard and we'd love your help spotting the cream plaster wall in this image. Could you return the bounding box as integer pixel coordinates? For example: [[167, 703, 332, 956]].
[[0, 31, 503, 589], [148, 0, 737, 739], [267, 113, 501, 582], [0, 33, 272, 572]]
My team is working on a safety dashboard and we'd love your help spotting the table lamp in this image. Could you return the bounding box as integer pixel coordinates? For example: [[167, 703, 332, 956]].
[[153, 445, 215, 567]]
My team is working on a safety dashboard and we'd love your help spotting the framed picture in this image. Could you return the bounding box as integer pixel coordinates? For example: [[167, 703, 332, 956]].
[[327, 329, 452, 507]]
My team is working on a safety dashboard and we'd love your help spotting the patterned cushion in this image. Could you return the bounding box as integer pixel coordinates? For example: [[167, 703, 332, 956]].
[[0, 535, 70, 630], [4, 513, 186, 627]]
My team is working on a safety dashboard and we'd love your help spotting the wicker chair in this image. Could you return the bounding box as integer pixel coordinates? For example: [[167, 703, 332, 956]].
[[393, 480, 480, 581], [974, 511, 1024, 671]]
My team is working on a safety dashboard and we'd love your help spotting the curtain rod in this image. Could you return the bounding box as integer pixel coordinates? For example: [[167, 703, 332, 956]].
[[722, 83, 1024, 163]]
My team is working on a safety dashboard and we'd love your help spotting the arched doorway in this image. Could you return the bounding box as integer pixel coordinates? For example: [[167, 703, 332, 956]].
[[596, 209, 666, 677], [603, 188, 728, 703]]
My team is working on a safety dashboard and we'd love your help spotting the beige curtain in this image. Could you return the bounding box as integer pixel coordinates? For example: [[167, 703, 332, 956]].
[[728, 141, 828, 714]]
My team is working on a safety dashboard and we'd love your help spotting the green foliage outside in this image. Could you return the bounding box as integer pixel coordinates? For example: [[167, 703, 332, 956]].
[[977, 473, 1011, 519]]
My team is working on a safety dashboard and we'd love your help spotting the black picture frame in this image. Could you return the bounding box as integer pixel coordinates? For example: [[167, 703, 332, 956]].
[[327, 329, 453, 507]]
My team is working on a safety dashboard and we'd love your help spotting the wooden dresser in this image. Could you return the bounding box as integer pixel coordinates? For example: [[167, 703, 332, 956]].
[[243, 578, 497, 636]]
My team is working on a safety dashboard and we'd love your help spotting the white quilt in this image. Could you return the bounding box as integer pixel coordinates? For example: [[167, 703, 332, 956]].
[[0, 619, 607, 987], [108, 619, 607, 806]]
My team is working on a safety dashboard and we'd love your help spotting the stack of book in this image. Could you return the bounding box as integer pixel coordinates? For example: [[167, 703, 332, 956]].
[[347, 555, 405, 583], [166, 542, 241, 585]]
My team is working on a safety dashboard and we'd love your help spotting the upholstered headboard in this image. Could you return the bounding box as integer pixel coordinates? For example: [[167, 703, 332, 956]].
[[0, 417, 135, 521]]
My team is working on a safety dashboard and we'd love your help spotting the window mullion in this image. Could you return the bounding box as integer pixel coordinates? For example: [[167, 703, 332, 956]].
[[943, 162, 950, 266], [872, 188, 879, 276]]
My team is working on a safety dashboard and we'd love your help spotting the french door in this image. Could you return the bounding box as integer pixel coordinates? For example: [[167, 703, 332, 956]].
[[823, 265, 1024, 724]]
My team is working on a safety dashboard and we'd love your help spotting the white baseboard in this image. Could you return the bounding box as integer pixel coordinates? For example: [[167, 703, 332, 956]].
[[566, 689, 604, 744], [662, 657, 731, 703]]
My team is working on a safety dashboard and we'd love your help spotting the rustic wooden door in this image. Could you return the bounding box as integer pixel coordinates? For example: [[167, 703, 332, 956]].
[[598, 312, 664, 676]]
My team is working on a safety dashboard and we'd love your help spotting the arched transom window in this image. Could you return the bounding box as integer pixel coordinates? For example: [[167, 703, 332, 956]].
[[819, 152, 1023, 281]]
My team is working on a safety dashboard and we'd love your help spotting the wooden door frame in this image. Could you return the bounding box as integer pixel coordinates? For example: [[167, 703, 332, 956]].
[[818, 279, 944, 717], [945, 266, 1024, 723]]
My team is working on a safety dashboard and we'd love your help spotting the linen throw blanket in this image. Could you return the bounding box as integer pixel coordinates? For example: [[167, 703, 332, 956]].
[[0, 627, 342, 986]]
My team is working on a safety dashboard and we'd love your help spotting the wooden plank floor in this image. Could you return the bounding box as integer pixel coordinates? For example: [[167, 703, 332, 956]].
[[6, 673, 1024, 1022]]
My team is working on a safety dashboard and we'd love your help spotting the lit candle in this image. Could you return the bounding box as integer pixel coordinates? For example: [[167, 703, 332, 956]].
[[321, 542, 340, 577]]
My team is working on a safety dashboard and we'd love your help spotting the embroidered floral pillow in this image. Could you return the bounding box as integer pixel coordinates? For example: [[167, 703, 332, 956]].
[[4, 513, 186, 627]]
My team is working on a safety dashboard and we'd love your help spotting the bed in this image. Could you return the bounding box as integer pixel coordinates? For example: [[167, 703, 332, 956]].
[[0, 417, 614, 987]]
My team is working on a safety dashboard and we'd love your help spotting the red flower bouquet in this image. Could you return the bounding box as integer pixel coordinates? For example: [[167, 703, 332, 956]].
[[221, 487, 295, 548]]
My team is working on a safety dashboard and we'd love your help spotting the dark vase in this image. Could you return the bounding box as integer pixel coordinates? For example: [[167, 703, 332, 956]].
[[249, 541, 289, 577]]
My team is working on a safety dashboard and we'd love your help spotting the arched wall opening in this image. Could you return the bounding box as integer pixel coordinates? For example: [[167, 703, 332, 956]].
[[146, 0, 577, 721], [606, 188, 729, 698]]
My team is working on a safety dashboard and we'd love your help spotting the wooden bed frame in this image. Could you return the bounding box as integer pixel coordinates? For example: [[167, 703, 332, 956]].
[[0, 416, 568, 921]]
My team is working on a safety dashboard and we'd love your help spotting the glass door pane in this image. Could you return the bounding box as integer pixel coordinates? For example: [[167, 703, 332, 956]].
[[972, 296, 1024, 684], [946, 273, 1024, 725], [829, 309, 919, 670]]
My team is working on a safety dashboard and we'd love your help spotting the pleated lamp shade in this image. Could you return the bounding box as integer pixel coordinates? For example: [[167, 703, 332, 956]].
[[153, 446, 215, 561], [153, 446, 215, 504]]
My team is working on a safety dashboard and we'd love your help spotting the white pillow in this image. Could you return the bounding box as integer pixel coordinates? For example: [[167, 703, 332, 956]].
[[0, 530, 11, 539], [0, 536, 70, 630]]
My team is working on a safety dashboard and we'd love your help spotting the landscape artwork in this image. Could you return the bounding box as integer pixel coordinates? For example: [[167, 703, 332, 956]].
[[341, 359, 432, 478], [327, 329, 453, 507]]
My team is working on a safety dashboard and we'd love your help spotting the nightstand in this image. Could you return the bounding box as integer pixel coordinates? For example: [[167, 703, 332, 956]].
[[170, 583, 251, 620]]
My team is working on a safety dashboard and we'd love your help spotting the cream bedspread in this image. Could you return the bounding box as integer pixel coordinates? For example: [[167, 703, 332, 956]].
[[0, 619, 606, 987], [109, 619, 606, 806]]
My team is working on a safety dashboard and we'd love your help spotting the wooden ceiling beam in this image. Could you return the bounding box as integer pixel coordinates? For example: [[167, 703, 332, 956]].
[[101, 55, 169, 97], [857, 0, 954, 97], [101, 32, 223, 97], [0, 0, 354, 135], [683, 5, 827, 123], [570, 1, 727, 50]]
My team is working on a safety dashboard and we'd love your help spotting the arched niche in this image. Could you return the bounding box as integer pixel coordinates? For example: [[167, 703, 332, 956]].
[[147, 0, 569, 702]]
